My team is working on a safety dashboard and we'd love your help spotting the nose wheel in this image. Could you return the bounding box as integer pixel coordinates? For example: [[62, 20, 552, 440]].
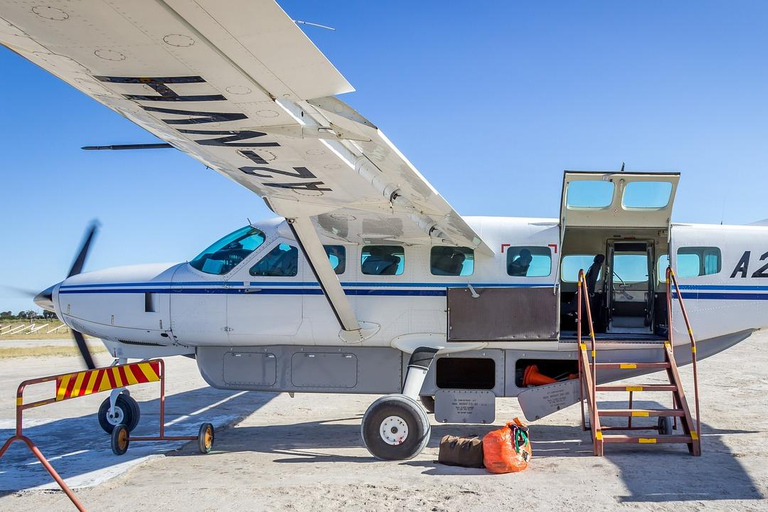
[[98, 394, 140, 433], [361, 394, 431, 460]]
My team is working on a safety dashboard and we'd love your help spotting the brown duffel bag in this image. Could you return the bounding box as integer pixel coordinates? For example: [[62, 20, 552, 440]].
[[438, 435, 484, 468]]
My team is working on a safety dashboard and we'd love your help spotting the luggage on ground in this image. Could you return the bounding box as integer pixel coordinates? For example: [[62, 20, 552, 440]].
[[482, 418, 532, 474], [438, 434, 484, 468]]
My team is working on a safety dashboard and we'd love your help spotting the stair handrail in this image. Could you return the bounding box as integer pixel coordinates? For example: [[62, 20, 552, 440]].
[[665, 265, 701, 444], [577, 269, 599, 429]]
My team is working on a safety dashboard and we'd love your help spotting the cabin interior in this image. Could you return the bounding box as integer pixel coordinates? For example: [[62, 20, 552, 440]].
[[558, 226, 669, 340]]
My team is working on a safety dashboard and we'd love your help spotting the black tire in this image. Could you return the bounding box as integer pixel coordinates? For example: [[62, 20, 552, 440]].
[[98, 394, 141, 434], [361, 394, 431, 461], [658, 416, 674, 435], [198, 423, 214, 454], [111, 424, 130, 456], [419, 395, 435, 414]]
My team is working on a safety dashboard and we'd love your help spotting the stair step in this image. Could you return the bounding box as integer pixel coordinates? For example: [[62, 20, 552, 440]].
[[600, 434, 693, 445], [596, 384, 677, 392], [598, 408, 685, 417], [591, 362, 670, 370]]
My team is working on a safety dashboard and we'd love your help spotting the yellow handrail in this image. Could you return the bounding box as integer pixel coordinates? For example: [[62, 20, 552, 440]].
[[665, 266, 701, 443]]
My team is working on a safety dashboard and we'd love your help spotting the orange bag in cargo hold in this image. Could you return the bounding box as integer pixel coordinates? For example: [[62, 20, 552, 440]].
[[482, 418, 532, 474]]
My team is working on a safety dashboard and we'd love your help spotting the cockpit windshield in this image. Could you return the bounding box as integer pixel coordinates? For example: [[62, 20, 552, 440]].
[[189, 226, 265, 275]]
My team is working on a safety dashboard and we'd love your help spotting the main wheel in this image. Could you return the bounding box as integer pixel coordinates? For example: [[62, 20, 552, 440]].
[[361, 394, 431, 460], [98, 394, 141, 434], [111, 424, 130, 456], [419, 395, 435, 414]]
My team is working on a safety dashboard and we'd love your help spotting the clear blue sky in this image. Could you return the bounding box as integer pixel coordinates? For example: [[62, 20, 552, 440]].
[[1, 1, 767, 313]]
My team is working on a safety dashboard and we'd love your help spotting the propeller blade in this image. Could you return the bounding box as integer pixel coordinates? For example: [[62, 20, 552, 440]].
[[68, 221, 100, 278], [72, 330, 96, 369], [1, 285, 39, 297]]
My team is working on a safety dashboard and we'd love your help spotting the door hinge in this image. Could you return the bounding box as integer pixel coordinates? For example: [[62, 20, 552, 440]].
[[223, 326, 233, 332]]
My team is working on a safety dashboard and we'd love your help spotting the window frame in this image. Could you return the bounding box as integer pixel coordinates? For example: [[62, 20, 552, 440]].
[[188, 226, 266, 276], [429, 246, 475, 277], [622, 181, 674, 210], [360, 245, 405, 276], [561, 254, 603, 283], [675, 246, 722, 278], [324, 245, 346, 275], [506, 246, 553, 278], [248, 242, 300, 278]]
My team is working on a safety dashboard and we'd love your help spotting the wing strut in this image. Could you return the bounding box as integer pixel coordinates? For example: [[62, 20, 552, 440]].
[[287, 217, 373, 343]]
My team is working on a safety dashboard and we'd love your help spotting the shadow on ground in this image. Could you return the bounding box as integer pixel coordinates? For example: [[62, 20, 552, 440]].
[[0, 388, 274, 492], [197, 398, 764, 503]]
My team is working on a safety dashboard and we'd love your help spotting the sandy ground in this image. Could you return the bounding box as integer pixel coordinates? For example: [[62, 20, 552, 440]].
[[0, 334, 766, 511]]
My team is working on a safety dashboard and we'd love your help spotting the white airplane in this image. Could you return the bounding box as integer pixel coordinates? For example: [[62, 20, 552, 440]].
[[2, 1, 767, 460]]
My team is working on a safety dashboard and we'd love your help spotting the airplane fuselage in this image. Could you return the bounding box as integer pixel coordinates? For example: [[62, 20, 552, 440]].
[[50, 214, 768, 399]]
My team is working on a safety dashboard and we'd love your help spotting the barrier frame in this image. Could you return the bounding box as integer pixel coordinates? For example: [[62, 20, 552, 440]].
[[0, 358, 212, 511]]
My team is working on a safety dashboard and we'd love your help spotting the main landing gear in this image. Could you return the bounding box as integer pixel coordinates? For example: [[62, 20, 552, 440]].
[[361, 347, 437, 460]]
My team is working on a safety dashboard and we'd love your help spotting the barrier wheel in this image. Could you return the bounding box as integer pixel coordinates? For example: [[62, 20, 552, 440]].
[[419, 395, 435, 414], [98, 395, 141, 434], [361, 394, 430, 460], [111, 424, 129, 456], [198, 423, 214, 454]]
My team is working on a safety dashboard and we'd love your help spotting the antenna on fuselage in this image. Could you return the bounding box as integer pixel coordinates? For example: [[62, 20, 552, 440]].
[[293, 20, 336, 31], [620, 162, 625, 172]]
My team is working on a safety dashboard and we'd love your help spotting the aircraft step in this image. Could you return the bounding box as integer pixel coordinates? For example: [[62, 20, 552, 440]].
[[591, 362, 670, 370], [592, 338, 670, 345], [596, 384, 677, 392], [599, 434, 694, 445], [598, 408, 686, 417]]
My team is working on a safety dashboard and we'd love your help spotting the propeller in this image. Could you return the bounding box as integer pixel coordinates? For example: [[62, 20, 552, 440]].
[[67, 221, 100, 369], [32, 221, 100, 369]]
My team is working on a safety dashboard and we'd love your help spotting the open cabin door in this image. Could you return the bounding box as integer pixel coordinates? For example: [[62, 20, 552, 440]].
[[559, 171, 680, 337], [559, 171, 680, 231]]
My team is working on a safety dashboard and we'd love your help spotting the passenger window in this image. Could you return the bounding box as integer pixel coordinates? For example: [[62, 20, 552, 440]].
[[361, 246, 404, 276], [561, 255, 603, 282], [676, 247, 721, 278], [506, 247, 552, 277], [430, 247, 474, 276], [189, 226, 265, 275], [324, 245, 346, 275], [249, 243, 298, 277]]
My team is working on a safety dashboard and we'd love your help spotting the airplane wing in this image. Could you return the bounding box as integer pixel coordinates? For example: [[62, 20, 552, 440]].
[[0, 0, 490, 254]]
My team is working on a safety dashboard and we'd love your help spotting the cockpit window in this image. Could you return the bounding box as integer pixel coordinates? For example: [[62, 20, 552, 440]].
[[250, 243, 299, 277], [189, 226, 265, 275]]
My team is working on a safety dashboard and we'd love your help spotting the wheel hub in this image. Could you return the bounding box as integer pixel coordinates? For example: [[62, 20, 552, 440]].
[[107, 406, 124, 426], [379, 415, 408, 446]]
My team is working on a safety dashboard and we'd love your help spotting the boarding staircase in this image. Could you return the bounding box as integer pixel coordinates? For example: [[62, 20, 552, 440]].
[[577, 267, 701, 456]]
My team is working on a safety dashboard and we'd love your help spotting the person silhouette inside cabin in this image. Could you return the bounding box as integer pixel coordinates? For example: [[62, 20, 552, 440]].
[[508, 248, 533, 276]]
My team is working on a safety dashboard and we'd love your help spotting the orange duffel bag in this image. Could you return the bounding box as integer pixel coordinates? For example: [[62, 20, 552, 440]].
[[482, 418, 532, 474]]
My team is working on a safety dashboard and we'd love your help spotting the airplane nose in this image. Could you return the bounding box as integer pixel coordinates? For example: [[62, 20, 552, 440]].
[[34, 284, 56, 312]]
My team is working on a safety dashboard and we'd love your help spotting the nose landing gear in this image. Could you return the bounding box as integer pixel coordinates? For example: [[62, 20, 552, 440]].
[[98, 392, 140, 434]]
